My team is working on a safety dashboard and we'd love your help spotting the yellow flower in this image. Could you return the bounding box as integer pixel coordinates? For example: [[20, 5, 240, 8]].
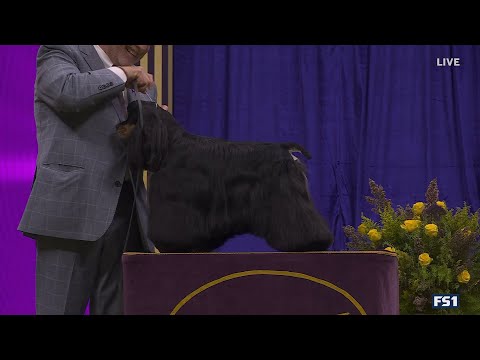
[[367, 229, 382, 242], [436, 201, 447, 211], [401, 220, 422, 232], [418, 253, 432, 266], [424, 224, 438, 237], [462, 228, 472, 237], [412, 202, 425, 216], [457, 270, 471, 284], [384, 246, 396, 253], [358, 223, 368, 235]]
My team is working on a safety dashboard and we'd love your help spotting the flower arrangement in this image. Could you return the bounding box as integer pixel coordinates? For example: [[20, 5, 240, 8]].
[[343, 179, 480, 314]]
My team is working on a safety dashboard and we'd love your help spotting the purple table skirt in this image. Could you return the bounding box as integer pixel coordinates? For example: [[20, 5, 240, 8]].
[[122, 251, 399, 315]]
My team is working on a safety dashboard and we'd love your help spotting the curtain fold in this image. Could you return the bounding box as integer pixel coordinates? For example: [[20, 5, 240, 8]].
[[173, 45, 480, 251]]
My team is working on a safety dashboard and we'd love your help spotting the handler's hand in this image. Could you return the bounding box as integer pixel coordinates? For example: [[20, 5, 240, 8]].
[[118, 65, 154, 93]]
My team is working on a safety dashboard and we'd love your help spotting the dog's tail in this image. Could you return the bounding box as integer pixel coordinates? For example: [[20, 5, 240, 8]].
[[281, 142, 312, 160]]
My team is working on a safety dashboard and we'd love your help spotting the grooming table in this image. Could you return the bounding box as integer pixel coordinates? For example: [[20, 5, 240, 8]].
[[122, 251, 399, 315]]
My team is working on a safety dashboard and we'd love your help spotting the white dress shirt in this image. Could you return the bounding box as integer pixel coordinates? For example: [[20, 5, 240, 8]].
[[93, 45, 128, 83]]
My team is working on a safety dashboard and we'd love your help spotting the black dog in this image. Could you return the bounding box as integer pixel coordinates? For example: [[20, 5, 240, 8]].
[[118, 100, 334, 253]]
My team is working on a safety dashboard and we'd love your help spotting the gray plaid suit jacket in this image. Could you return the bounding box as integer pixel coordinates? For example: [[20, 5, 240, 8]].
[[18, 45, 156, 252]]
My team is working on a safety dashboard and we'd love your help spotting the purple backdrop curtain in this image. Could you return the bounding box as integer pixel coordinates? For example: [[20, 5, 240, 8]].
[[173, 45, 480, 252], [0, 45, 39, 314]]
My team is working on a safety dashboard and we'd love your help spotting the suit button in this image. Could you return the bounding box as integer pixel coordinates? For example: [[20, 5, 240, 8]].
[[115, 180, 122, 187]]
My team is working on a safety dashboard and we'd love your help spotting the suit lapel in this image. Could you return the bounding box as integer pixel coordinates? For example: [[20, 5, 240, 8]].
[[79, 45, 125, 123], [79, 45, 106, 71]]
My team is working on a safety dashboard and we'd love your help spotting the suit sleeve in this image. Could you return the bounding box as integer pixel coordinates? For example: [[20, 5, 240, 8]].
[[35, 45, 126, 113]]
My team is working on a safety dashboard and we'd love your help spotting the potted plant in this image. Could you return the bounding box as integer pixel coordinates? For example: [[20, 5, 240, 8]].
[[343, 179, 480, 314]]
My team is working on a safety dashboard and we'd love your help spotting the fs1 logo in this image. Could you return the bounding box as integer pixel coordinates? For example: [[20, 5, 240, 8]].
[[432, 294, 459, 308]]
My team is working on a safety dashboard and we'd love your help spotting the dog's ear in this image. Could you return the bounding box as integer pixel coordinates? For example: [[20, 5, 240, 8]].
[[126, 125, 144, 170], [125, 100, 140, 125], [142, 103, 169, 172], [123, 101, 156, 171], [116, 100, 139, 137]]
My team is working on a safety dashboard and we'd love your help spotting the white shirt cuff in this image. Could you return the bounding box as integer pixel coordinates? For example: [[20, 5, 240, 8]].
[[108, 66, 127, 83]]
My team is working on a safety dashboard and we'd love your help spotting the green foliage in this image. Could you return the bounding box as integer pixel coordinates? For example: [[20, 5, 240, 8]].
[[344, 178, 480, 314]]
